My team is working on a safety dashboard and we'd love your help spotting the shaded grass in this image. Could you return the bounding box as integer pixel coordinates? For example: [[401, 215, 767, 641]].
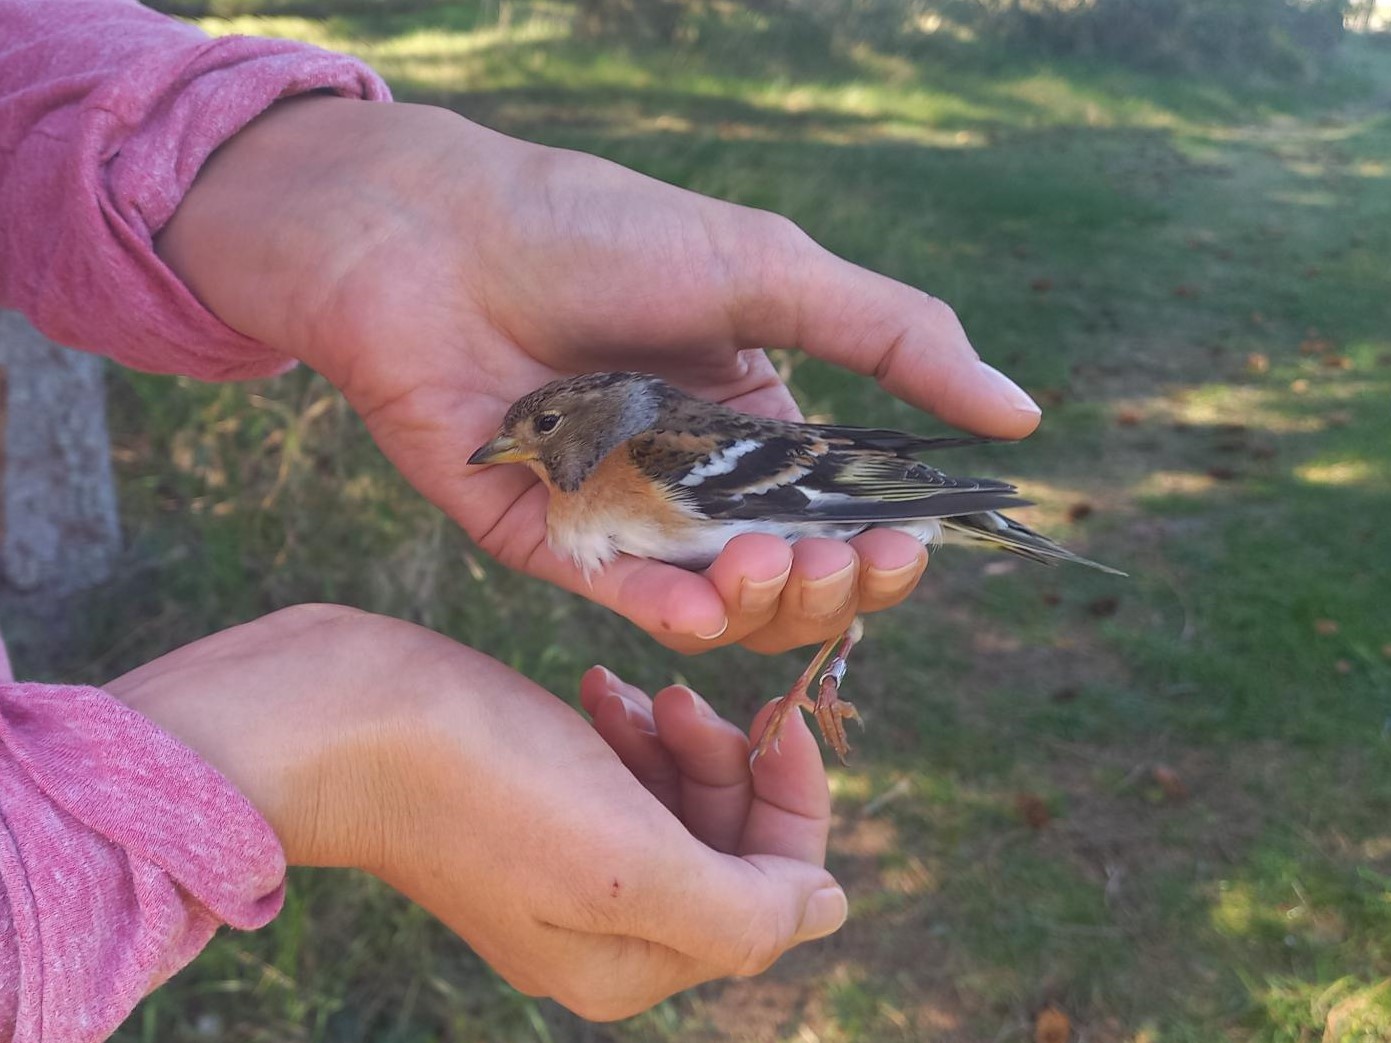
[[8, 4, 1389, 1041]]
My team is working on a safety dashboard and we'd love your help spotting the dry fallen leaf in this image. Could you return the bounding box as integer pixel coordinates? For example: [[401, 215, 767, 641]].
[[1326, 410, 1352, 428], [1381, 643, 1391, 661], [1087, 595, 1121, 618], [1322, 354, 1354, 371], [1291, 378, 1311, 394], [1067, 502, 1095, 523], [1016, 793, 1052, 830], [1246, 352, 1270, 374], [1315, 619, 1341, 636], [1335, 659, 1353, 676], [1152, 765, 1189, 801], [1034, 1003, 1072, 1043], [1300, 336, 1335, 356], [1030, 276, 1054, 293], [1207, 466, 1240, 481], [1115, 407, 1143, 427]]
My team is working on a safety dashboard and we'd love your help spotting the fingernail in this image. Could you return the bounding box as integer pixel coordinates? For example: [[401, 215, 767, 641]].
[[740, 566, 792, 614], [593, 665, 619, 692], [799, 562, 856, 620], [796, 887, 848, 942], [865, 555, 927, 598], [978, 362, 1041, 416], [619, 697, 659, 736], [676, 685, 716, 720], [696, 617, 729, 641]]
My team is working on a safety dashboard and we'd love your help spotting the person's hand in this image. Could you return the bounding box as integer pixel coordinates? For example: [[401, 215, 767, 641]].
[[578, 665, 831, 862], [105, 605, 845, 1020], [156, 95, 1041, 654]]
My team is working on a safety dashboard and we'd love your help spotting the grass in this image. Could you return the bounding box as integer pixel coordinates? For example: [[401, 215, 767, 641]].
[[9, 4, 1391, 1041]]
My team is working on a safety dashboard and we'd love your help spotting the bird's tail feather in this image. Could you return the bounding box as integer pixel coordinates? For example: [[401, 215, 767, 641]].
[[942, 512, 1126, 576]]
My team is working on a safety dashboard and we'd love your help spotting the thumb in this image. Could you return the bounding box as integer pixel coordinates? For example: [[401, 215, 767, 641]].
[[716, 206, 1042, 439], [622, 849, 847, 976]]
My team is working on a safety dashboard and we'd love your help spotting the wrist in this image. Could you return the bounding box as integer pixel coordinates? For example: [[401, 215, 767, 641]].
[[102, 606, 427, 870], [153, 94, 481, 384]]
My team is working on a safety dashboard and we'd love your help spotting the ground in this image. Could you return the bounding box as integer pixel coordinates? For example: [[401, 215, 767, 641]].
[[16, 5, 1391, 1041]]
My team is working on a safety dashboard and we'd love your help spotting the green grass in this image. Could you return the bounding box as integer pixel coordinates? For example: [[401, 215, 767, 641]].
[[10, 4, 1391, 1041]]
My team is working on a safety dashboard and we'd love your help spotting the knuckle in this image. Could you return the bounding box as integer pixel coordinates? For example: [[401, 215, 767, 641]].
[[723, 906, 787, 977], [551, 952, 661, 1022], [760, 210, 810, 249], [920, 292, 963, 332]]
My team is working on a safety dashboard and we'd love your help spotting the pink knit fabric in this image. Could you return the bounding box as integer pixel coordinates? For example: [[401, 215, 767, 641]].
[[0, 1, 392, 1039], [0, 0, 390, 380]]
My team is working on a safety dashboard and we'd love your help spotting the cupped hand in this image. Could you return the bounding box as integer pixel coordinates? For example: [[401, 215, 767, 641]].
[[105, 605, 845, 1020], [157, 95, 1039, 653], [578, 665, 831, 861]]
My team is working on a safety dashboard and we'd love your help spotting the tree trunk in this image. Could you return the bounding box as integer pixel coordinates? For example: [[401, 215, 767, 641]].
[[0, 312, 121, 656]]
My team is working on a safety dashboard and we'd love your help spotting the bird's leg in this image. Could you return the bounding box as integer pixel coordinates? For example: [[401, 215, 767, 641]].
[[751, 618, 865, 766], [809, 620, 863, 765], [750, 633, 842, 765]]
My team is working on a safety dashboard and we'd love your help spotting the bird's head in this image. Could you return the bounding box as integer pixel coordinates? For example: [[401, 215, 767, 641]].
[[469, 372, 667, 491]]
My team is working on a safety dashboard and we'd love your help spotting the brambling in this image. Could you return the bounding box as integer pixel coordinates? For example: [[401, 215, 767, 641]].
[[470, 371, 1122, 762]]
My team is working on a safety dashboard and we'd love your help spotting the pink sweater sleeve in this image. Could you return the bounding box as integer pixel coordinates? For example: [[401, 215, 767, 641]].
[[0, 0, 391, 380], [0, 676, 287, 1043]]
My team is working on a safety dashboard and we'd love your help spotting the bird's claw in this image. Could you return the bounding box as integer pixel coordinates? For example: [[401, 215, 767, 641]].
[[812, 659, 860, 765], [751, 621, 864, 767], [749, 686, 814, 767]]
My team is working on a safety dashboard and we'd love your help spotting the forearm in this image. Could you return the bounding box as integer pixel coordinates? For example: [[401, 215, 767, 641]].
[[0, 0, 389, 380]]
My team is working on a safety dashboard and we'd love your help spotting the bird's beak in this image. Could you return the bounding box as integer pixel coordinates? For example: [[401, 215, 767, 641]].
[[468, 434, 534, 466]]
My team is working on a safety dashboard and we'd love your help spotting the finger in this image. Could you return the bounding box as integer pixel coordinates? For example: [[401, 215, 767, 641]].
[[552, 841, 847, 978], [664, 852, 848, 973], [848, 530, 929, 614], [531, 538, 732, 647], [650, 685, 752, 854], [591, 692, 683, 815], [739, 539, 860, 655], [805, 258, 1042, 437], [513, 766, 846, 980], [744, 699, 832, 864], [581, 667, 681, 813], [696, 534, 794, 649], [579, 664, 653, 717], [718, 209, 1041, 438], [715, 351, 803, 422], [663, 348, 804, 423]]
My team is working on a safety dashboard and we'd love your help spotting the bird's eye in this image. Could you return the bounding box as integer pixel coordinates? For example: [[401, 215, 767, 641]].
[[535, 411, 563, 435]]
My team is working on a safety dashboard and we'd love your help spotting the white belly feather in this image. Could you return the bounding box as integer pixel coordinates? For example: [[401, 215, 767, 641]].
[[550, 512, 946, 575]]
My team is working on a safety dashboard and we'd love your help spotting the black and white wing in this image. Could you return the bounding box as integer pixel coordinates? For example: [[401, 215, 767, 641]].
[[628, 414, 1032, 524]]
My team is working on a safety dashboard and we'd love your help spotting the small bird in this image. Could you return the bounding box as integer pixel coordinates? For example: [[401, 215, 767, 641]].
[[470, 371, 1122, 761]]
